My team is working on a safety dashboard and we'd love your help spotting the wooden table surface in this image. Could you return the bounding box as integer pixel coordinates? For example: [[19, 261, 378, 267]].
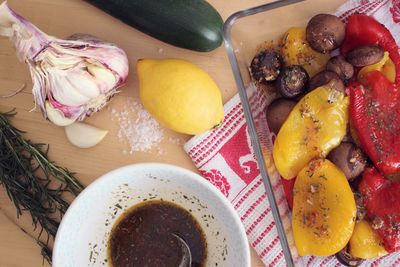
[[0, 0, 344, 266]]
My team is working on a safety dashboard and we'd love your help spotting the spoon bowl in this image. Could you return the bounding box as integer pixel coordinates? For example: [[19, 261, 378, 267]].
[[173, 233, 192, 267]]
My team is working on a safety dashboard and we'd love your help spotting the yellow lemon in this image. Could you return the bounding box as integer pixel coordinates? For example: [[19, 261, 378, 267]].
[[137, 59, 224, 135]]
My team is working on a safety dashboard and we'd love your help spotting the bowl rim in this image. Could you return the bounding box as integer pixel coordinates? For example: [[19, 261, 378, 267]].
[[53, 162, 251, 267]]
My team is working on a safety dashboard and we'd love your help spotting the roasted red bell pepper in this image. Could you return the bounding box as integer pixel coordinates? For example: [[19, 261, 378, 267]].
[[349, 71, 400, 176], [359, 167, 400, 252], [341, 14, 400, 83], [281, 177, 295, 210]]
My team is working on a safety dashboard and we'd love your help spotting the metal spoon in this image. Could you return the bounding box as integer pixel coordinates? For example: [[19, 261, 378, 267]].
[[172, 233, 192, 267]]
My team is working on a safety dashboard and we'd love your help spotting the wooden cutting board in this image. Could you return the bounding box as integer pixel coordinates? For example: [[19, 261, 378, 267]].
[[0, 0, 345, 266]]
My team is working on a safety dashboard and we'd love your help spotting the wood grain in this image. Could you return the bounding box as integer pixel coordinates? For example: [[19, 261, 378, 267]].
[[0, 0, 343, 266]]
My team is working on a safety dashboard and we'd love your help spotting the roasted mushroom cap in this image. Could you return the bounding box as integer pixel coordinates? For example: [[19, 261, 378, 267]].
[[266, 98, 297, 134], [342, 125, 354, 142], [308, 70, 345, 92], [335, 246, 364, 267], [306, 14, 345, 53], [346, 45, 384, 67], [328, 142, 367, 180], [250, 50, 283, 83], [276, 65, 309, 98], [327, 55, 355, 81]]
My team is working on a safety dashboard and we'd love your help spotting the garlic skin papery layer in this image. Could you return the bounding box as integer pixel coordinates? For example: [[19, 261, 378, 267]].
[[0, 2, 129, 126]]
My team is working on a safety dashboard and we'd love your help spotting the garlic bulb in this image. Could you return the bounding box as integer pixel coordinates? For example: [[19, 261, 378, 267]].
[[0, 2, 129, 126]]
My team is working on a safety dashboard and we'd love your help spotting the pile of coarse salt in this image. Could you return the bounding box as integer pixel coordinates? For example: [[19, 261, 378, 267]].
[[110, 98, 164, 154]]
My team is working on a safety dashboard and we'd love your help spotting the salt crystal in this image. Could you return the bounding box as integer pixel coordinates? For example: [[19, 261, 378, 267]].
[[168, 136, 183, 145], [110, 98, 164, 154]]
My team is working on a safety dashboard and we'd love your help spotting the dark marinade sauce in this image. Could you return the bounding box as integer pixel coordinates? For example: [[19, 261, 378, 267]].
[[108, 200, 207, 267]]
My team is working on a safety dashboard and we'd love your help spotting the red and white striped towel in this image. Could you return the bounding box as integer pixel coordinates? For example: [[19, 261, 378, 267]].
[[184, 0, 400, 266]]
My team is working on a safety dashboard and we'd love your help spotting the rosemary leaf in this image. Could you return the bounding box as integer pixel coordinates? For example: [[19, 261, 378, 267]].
[[0, 109, 85, 264]]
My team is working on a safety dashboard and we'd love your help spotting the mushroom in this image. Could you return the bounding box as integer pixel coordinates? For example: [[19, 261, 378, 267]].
[[346, 45, 384, 67], [276, 65, 309, 99], [308, 70, 345, 92], [326, 55, 354, 81], [306, 14, 345, 53], [266, 98, 297, 134], [342, 125, 353, 142], [250, 50, 283, 83], [335, 245, 364, 267], [328, 142, 367, 180]]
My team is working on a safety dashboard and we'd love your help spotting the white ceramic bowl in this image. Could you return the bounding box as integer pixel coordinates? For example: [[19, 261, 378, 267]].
[[53, 163, 250, 267]]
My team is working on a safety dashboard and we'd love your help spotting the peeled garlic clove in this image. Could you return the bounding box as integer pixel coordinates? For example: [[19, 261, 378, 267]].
[[65, 122, 108, 148], [45, 101, 75, 126]]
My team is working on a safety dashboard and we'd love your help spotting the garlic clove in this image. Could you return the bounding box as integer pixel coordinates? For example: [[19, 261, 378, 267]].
[[87, 64, 117, 92], [47, 69, 94, 106], [45, 101, 75, 126], [65, 122, 108, 148]]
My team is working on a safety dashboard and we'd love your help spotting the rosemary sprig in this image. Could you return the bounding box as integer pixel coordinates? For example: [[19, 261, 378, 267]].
[[0, 109, 84, 264]]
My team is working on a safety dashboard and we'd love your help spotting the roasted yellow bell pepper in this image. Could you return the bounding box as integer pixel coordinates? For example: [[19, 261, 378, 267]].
[[349, 220, 388, 259], [281, 27, 329, 77], [358, 51, 396, 83], [273, 86, 349, 179], [292, 159, 356, 256], [381, 55, 396, 83]]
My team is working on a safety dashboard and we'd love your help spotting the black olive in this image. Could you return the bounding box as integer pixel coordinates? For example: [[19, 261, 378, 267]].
[[335, 245, 364, 267], [250, 50, 283, 83], [276, 65, 309, 98]]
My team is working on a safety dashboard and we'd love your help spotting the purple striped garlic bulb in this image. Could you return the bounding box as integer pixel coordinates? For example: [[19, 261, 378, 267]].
[[0, 2, 129, 126]]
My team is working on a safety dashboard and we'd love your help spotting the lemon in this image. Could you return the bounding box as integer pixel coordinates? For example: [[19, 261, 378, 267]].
[[137, 59, 224, 135]]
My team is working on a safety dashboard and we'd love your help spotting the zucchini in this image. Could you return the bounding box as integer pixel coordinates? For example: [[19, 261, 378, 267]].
[[86, 0, 224, 52]]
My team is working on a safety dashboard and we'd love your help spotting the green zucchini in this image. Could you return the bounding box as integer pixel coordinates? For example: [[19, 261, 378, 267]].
[[86, 0, 224, 52]]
